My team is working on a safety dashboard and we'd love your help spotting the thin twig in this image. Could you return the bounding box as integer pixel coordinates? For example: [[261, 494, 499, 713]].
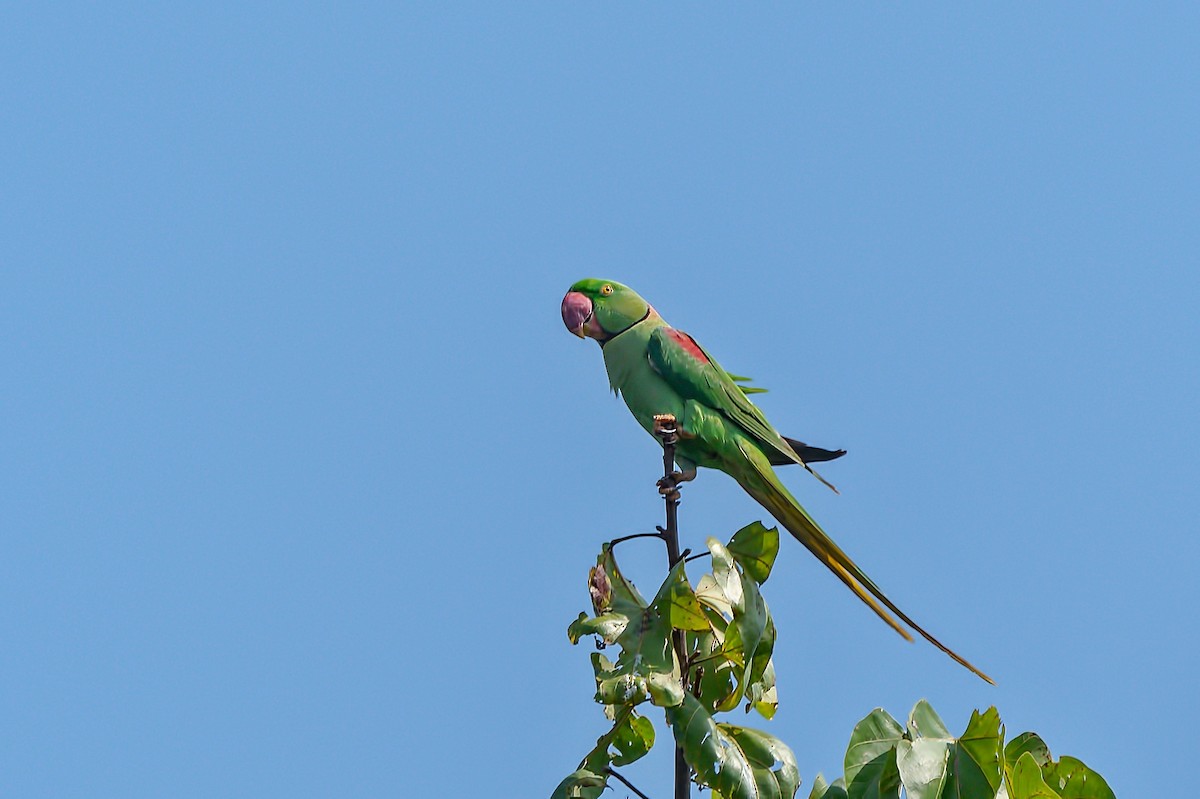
[[607, 768, 655, 799], [688, 649, 730, 668], [608, 532, 666, 547]]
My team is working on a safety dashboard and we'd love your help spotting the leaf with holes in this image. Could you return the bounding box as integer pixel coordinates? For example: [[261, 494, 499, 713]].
[[727, 520, 780, 584], [551, 708, 656, 799]]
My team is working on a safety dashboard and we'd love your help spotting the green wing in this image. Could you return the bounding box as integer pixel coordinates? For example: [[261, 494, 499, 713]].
[[647, 327, 800, 465]]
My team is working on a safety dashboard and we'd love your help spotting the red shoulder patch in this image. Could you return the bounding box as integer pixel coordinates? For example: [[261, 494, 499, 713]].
[[667, 329, 710, 364]]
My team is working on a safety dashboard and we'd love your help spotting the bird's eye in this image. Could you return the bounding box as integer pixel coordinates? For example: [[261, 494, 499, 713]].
[[600, 284, 614, 296]]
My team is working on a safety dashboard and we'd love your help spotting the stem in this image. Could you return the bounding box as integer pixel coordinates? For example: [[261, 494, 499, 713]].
[[608, 532, 667, 548], [606, 768, 655, 799], [653, 415, 690, 799]]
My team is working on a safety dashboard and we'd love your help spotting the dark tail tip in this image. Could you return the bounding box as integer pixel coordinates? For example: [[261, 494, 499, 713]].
[[782, 437, 847, 463]]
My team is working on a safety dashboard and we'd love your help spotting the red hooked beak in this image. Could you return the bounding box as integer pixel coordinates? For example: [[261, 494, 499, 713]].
[[561, 291, 593, 338]]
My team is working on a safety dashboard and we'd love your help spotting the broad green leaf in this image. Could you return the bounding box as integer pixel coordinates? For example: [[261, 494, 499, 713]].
[[809, 774, 848, 799], [1010, 752, 1061, 799], [944, 707, 1003, 798], [1042, 755, 1115, 799], [660, 560, 711, 632], [666, 693, 801, 799], [1004, 731, 1113, 799], [896, 700, 952, 799], [720, 724, 802, 799], [727, 521, 780, 584], [550, 768, 606, 799], [1005, 732, 1051, 774], [843, 708, 903, 799], [906, 699, 951, 740], [895, 739, 949, 799]]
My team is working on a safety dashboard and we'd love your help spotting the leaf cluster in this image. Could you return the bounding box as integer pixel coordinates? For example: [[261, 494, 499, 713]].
[[552, 522, 1115, 799], [554, 522, 798, 799], [811, 701, 1114, 799]]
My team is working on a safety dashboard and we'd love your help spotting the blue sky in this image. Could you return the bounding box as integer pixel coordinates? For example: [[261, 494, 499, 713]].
[[3, 4, 1197, 797]]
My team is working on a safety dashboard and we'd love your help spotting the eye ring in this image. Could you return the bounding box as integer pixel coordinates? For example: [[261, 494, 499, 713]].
[[600, 284, 614, 296]]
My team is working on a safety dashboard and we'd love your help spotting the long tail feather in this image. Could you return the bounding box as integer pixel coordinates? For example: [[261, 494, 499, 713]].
[[803, 462, 841, 495], [736, 442, 995, 684]]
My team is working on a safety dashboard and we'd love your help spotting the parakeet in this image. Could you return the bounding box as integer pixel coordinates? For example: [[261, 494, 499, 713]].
[[561, 278, 993, 684]]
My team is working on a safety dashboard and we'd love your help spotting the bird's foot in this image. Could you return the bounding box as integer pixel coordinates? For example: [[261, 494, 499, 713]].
[[657, 471, 685, 501]]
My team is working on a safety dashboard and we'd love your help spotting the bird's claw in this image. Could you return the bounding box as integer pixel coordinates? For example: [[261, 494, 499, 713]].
[[657, 471, 684, 501]]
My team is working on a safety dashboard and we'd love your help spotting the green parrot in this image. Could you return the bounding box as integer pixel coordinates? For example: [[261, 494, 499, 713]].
[[561, 278, 993, 684]]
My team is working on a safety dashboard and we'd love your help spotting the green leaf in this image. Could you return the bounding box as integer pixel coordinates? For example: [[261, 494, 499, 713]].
[[720, 724, 802, 799], [818, 706, 1112, 799], [610, 713, 655, 766], [906, 699, 951, 740], [550, 768, 607, 799], [843, 708, 903, 799], [896, 739, 949, 799], [1003, 731, 1113, 799], [809, 774, 848, 799], [1005, 732, 1052, 771], [567, 611, 628, 646], [727, 521, 780, 584], [1010, 752, 1062, 799], [660, 559, 711, 632], [944, 707, 1004, 799], [551, 708, 656, 799], [895, 701, 953, 799], [1042, 756, 1115, 799], [666, 693, 801, 799]]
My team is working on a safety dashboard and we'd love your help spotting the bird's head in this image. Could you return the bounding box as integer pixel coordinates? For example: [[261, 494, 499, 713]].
[[561, 279, 652, 344]]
